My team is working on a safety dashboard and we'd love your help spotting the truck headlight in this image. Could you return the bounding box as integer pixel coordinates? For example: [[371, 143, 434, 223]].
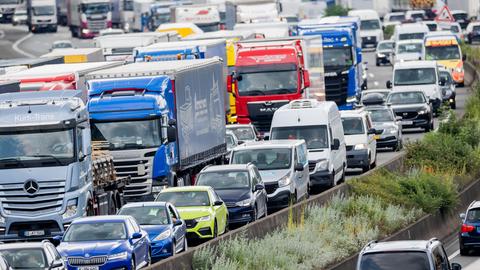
[[154, 229, 172, 241], [195, 215, 211, 222], [354, 143, 368, 150], [108, 252, 128, 261], [315, 160, 329, 171], [235, 198, 251, 207], [278, 175, 292, 187], [62, 199, 78, 219]]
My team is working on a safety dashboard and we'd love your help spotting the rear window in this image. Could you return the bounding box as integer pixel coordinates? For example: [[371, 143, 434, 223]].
[[467, 208, 480, 222], [360, 251, 430, 270]]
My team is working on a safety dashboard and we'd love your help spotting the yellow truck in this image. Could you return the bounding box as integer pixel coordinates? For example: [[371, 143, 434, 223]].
[[41, 48, 104, 63]]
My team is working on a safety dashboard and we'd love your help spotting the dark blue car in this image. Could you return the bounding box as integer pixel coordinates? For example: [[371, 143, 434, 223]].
[[57, 216, 150, 270], [459, 200, 480, 255], [118, 202, 188, 261]]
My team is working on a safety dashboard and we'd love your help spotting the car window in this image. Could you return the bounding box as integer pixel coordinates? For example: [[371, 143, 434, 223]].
[[432, 245, 449, 270], [168, 205, 178, 221], [1, 248, 48, 268], [119, 206, 169, 225], [342, 117, 365, 135], [129, 218, 141, 233], [64, 222, 127, 241], [467, 208, 480, 221]]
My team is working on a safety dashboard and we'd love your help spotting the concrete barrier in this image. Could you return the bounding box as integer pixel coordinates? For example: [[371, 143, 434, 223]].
[[464, 61, 478, 87]]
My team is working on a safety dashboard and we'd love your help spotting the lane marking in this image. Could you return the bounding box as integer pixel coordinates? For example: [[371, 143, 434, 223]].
[[12, 32, 35, 58], [448, 250, 460, 260], [0, 30, 4, 39], [369, 73, 375, 78], [374, 81, 379, 87]]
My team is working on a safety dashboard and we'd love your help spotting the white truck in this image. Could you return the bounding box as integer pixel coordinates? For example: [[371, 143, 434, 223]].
[[26, 0, 57, 33], [0, 0, 24, 23], [447, 0, 480, 19], [171, 4, 221, 32], [233, 21, 289, 38], [337, 0, 390, 18], [67, 0, 112, 38], [225, 0, 279, 30], [348, 9, 383, 48]]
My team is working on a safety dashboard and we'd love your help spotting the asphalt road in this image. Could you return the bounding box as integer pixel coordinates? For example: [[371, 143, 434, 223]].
[[443, 231, 480, 270]]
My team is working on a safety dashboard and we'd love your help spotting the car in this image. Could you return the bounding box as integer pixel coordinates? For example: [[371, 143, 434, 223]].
[[50, 40, 73, 52], [451, 10, 470, 30], [383, 12, 405, 28], [386, 89, 434, 132], [405, 10, 426, 22], [439, 22, 464, 42], [57, 216, 151, 270], [226, 130, 239, 158], [230, 140, 309, 209], [226, 124, 260, 143], [393, 39, 424, 63], [348, 9, 384, 48], [459, 200, 480, 255], [359, 89, 391, 106], [11, 9, 27, 26], [439, 67, 456, 109], [365, 105, 403, 151], [357, 239, 462, 270], [423, 20, 439, 32], [340, 109, 378, 173], [196, 164, 268, 224], [155, 186, 229, 240], [117, 202, 187, 261], [466, 22, 480, 44], [375, 40, 395, 66], [0, 241, 64, 270], [393, 23, 429, 42]]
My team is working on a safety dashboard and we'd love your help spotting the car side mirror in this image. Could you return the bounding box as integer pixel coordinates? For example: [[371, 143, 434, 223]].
[[213, 201, 223, 206], [294, 163, 304, 171], [167, 126, 176, 142], [367, 128, 376, 135], [132, 232, 142, 239], [254, 184, 264, 191], [331, 138, 340, 150], [52, 235, 63, 246], [386, 80, 392, 89], [303, 70, 310, 88], [174, 219, 183, 227], [460, 213, 466, 220], [452, 262, 462, 270]]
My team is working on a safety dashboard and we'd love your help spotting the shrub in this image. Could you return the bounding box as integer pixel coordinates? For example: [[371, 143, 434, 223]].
[[323, 5, 350, 17]]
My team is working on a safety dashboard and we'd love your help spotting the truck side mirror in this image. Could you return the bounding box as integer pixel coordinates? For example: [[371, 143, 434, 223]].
[[167, 126, 176, 142], [303, 70, 311, 88], [331, 138, 340, 150], [386, 80, 392, 89]]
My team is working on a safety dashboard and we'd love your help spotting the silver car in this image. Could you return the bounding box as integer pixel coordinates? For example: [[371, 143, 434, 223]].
[[366, 105, 403, 151], [439, 67, 456, 109]]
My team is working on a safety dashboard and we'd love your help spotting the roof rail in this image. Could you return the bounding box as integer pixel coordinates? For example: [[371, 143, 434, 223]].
[[364, 240, 377, 249], [468, 200, 477, 208], [289, 99, 315, 109]]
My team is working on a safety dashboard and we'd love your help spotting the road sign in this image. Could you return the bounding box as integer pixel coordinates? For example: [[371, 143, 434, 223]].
[[435, 5, 454, 22]]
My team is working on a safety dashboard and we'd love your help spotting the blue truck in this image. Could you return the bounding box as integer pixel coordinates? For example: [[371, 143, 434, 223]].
[[86, 58, 227, 200]]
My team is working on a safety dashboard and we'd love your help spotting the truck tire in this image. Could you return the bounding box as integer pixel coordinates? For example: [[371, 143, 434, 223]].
[[107, 193, 116, 214], [86, 200, 95, 216], [70, 26, 77, 38]]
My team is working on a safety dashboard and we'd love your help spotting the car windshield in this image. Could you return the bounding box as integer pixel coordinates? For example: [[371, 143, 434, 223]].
[[237, 69, 298, 96], [118, 206, 169, 225], [389, 14, 405, 21], [0, 129, 75, 168], [450, 25, 460, 33], [361, 19, 380, 30], [439, 71, 452, 84], [467, 208, 480, 222], [324, 47, 353, 70], [1, 249, 47, 269], [227, 127, 256, 141], [368, 109, 394, 122], [399, 32, 425, 40], [271, 125, 328, 149], [388, 92, 425, 104], [81, 3, 110, 15], [378, 42, 394, 50], [342, 117, 364, 135], [411, 13, 424, 20], [453, 13, 468, 21], [64, 222, 127, 242], [231, 148, 291, 170], [156, 191, 211, 207], [394, 68, 436, 85], [32, 5, 54, 16], [360, 251, 430, 270], [397, 43, 422, 54], [197, 171, 250, 189], [91, 119, 161, 150]]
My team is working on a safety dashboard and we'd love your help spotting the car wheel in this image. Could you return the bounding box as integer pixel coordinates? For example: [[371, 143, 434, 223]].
[[213, 221, 218, 238], [362, 156, 371, 173], [130, 257, 136, 270], [252, 205, 258, 222], [460, 246, 469, 256]]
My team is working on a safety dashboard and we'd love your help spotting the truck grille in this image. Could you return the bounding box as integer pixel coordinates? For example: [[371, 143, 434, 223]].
[[87, 19, 107, 32], [68, 256, 107, 266], [112, 155, 154, 198], [324, 73, 348, 106], [0, 179, 65, 216], [264, 182, 278, 195]]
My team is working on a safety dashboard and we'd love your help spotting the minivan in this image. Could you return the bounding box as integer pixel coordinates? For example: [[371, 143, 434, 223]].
[[348, 9, 384, 48], [270, 99, 347, 191], [393, 23, 429, 42], [230, 140, 309, 210]]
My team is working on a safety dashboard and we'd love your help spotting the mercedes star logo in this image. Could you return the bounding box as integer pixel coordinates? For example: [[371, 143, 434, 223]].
[[24, 180, 39, 195]]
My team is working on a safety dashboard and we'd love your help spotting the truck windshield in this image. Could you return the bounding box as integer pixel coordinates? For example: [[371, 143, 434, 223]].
[[394, 68, 436, 86], [231, 148, 291, 170], [323, 47, 353, 70], [118, 206, 169, 225], [359, 251, 430, 270], [425, 45, 460, 60], [81, 3, 110, 15], [397, 43, 422, 54], [361, 20, 380, 30], [398, 32, 424, 40], [271, 126, 328, 150], [91, 119, 161, 150], [389, 15, 405, 22], [197, 171, 251, 190], [0, 0, 19, 4], [32, 6, 55, 16], [237, 69, 298, 96], [64, 222, 127, 242], [0, 129, 75, 168], [227, 126, 256, 141], [341, 117, 365, 135]]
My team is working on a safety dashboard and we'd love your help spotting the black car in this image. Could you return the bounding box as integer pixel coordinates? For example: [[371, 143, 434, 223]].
[[459, 200, 480, 255], [386, 90, 434, 132], [375, 40, 395, 66], [0, 240, 65, 270]]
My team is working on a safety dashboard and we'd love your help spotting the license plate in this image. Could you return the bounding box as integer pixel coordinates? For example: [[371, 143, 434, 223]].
[[24, 230, 45, 237], [374, 135, 380, 140], [402, 121, 413, 125], [79, 267, 99, 270]]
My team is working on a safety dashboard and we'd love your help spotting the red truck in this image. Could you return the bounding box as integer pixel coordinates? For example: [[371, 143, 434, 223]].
[[231, 39, 310, 134]]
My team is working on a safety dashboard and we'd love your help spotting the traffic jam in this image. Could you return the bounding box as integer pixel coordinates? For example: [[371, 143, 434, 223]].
[[0, 0, 478, 269]]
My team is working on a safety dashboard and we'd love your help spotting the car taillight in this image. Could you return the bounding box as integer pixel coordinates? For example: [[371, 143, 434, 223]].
[[461, 224, 475, 233]]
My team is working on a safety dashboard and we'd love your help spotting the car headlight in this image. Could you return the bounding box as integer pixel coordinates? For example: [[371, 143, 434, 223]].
[[385, 127, 397, 134], [195, 215, 211, 222], [62, 199, 78, 219], [153, 229, 172, 241], [346, 96, 357, 103], [108, 251, 128, 261], [0, 215, 5, 224], [315, 160, 329, 171], [354, 143, 368, 150], [418, 110, 427, 115], [377, 53, 386, 57], [278, 175, 291, 187], [235, 198, 252, 207]]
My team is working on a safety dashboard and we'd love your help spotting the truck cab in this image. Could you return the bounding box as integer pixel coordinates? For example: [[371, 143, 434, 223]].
[[68, 0, 112, 38], [27, 0, 57, 33], [348, 9, 383, 48], [172, 4, 221, 32]]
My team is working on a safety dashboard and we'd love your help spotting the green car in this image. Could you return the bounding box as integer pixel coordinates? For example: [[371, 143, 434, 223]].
[[156, 186, 229, 239]]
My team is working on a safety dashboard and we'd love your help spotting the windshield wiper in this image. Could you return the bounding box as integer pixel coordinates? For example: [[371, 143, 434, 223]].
[[243, 90, 265, 96], [272, 88, 294, 94], [0, 157, 26, 167], [25, 155, 64, 165]]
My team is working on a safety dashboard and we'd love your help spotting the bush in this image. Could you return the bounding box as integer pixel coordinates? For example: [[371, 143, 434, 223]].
[[383, 25, 395, 40], [323, 5, 350, 17]]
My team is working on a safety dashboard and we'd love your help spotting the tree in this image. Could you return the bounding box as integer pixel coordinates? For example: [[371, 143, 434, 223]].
[[323, 5, 350, 17]]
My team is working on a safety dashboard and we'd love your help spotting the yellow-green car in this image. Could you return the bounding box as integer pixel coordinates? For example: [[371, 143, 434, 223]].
[[155, 186, 229, 239]]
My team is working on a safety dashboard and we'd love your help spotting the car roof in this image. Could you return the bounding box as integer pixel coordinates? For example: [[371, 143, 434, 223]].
[[235, 140, 304, 149], [122, 201, 168, 208], [394, 60, 437, 68], [340, 109, 367, 117], [160, 186, 211, 193], [362, 240, 434, 254], [0, 242, 46, 250], [201, 164, 250, 173], [71, 215, 131, 224], [226, 124, 253, 128], [468, 200, 480, 209]]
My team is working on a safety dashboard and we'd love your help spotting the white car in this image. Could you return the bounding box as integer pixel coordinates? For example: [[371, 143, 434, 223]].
[[405, 10, 425, 22], [466, 21, 480, 44], [438, 21, 464, 41], [394, 39, 424, 63], [12, 9, 27, 26], [50, 40, 73, 52], [383, 12, 405, 28]]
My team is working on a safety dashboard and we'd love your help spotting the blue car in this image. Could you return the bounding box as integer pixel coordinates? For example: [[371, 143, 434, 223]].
[[57, 216, 150, 270], [118, 202, 188, 261], [460, 200, 480, 255]]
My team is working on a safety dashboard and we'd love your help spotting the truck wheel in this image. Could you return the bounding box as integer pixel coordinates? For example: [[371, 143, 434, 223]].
[[107, 194, 116, 214], [86, 201, 95, 216]]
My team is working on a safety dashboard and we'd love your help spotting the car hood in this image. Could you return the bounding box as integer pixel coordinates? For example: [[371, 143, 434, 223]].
[[258, 169, 290, 184], [216, 189, 251, 203], [390, 104, 427, 112], [344, 134, 367, 146], [372, 122, 397, 130], [141, 225, 170, 241], [57, 240, 126, 257], [176, 207, 212, 220]]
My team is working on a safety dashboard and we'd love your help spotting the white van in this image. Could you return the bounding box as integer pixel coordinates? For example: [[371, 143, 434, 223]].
[[394, 39, 424, 63], [270, 100, 346, 190], [405, 10, 425, 22], [348, 9, 384, 48], [230, 140, 310, 209], [388, 60, 443, 112], [340, 109, 377, 173], [394, 23, 429, 42]]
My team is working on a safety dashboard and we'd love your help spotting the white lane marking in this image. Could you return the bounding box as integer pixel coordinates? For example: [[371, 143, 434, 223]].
[[374, 81, 379, 86], [12, 33, 35, 58], [0, 30, 4, 39], [448, 250, 460, 260], [369, 73, 375, 78]]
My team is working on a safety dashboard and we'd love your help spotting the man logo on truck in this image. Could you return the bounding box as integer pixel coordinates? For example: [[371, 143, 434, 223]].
[[23, 179, 39, 195]]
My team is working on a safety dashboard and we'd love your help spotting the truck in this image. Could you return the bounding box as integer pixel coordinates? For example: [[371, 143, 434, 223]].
[[85, 58, 227, 200], [224, 0, 280, 30], [26, 0, 57, 33], [447, 1, 480, 19], [0, 56, 64, 71], [233, 21, 289, 38], [231, 39, 311, 134], [0, 81, 20, 94], [171, 4, 221, 33], [0, 0, 24, 23], [0, 90, 129, 241], [67, 0, 112, 39], [41, 48, 104, 63], [337, 0, 390, 18]]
